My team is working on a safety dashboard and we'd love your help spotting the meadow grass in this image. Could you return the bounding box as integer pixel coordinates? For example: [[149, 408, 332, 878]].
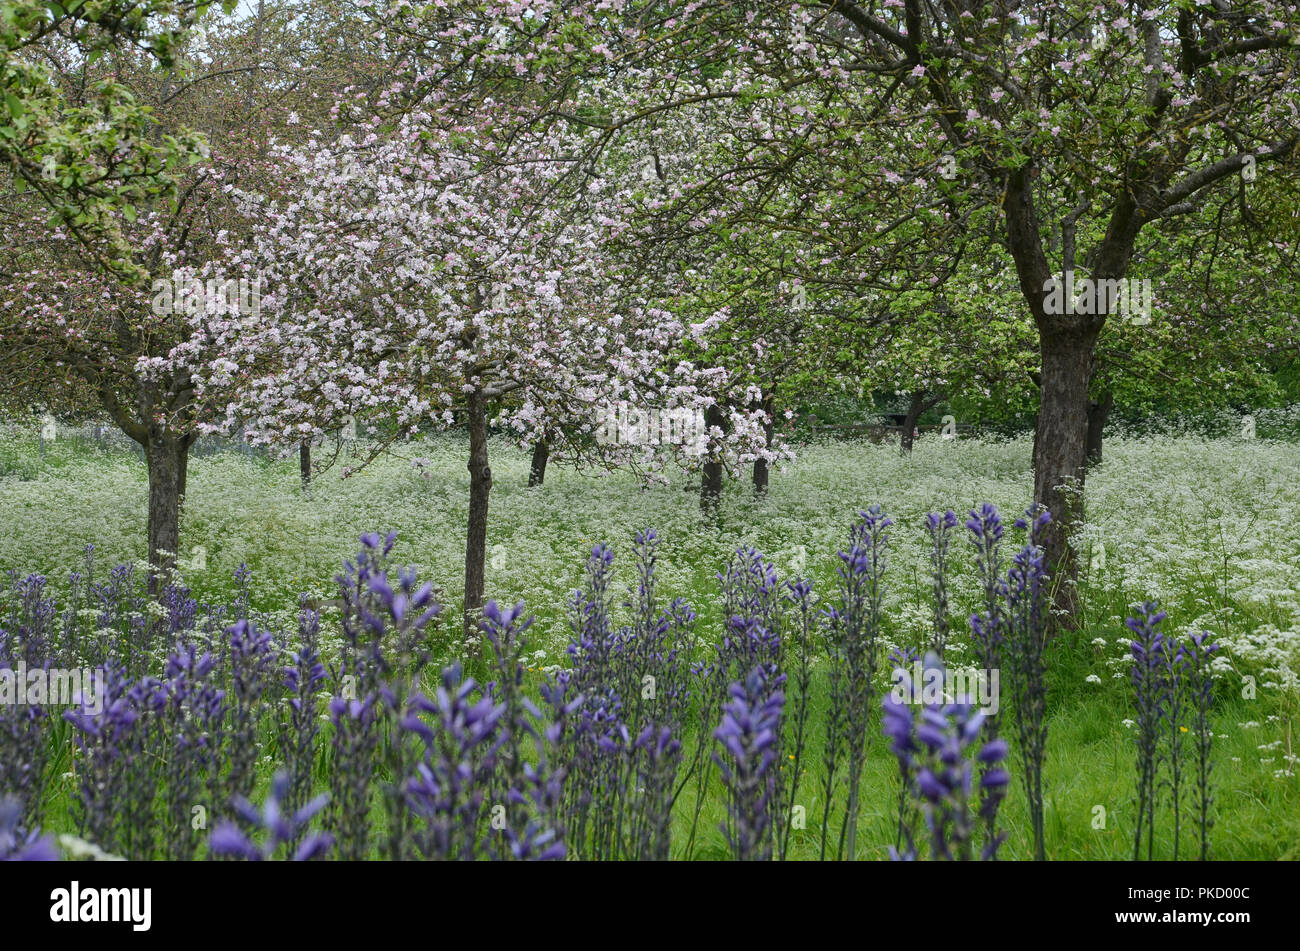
[[2, 428, 1298, 858]]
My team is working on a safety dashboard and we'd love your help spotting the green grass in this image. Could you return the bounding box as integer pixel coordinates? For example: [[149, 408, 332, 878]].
[[2, 427, 1298, 859]]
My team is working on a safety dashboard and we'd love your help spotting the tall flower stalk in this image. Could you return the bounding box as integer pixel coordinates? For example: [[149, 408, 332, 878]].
[[1128, 601, 1167, 861], [713, 667, 784, 861], [330, 531, 440, 859], [924, 511, 958, 657], [966, 503, 1007, 853], [224, 619, 275, 813], [888, 645, 920, 850], [611, 532, 692, 859], [278, 600, 327, 849], [209, 771, 333, 861], [882, 653, 1009, 861], [822, 505, 890, 861], [160, 643, 223, 860], [327, 693, 379, 860], [65, 663, 143, 856], [1006, 506, 1052, 861], [563, 534, 694, 860], [1129, 604, 1217, 862], [778, 578, 815, 861], [402, 663, 505, 860], [1158, 632, 1188, 860]]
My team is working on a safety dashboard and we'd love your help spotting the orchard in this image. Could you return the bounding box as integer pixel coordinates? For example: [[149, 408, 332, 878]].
[[1, 0, 1298, 885]]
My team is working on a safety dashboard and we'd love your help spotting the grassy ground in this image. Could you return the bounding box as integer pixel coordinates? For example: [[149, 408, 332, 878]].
[[2, 427, 1298, 859]]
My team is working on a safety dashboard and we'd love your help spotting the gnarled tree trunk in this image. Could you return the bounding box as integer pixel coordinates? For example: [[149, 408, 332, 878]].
[[464, 391, 492, 644], [299, 440, 311, 490], [145, 432, 190, 590], [92, 377, 195, 598], [700, 402, 726, 514], [1033, 327, 1099, 620], [1085, 390, 1112, 466], [528, 436, 549, 487], [1003, 167, 1108, 625], [900, 389, 940, 453], [751, 391, 774, 496]]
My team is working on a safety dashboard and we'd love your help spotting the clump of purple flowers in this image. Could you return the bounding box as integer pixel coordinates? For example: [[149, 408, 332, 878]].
[[0, 795, 57, 861], [681, 545, 783, 857], [882, 653, 1009, 860], [401, 662, 506, 860], [326, 692, 380, 860], [64, 663, 143, 857], [209, 771, 333, 861], [1006, 505, 1052, 861], [277, 600, 327, 849], [0, 507, 1200, 863], [1129, 601, 1167, 861], [965, 502, 1008, 853], [821, 505, 890, 861], [326, 531, 441, 859], [0, 572, 56, 829], [160, 642, 223, 860], [924, 510, 959, 657], [224, 618, 275, 812], [1128, 602, 1218, 861], [713, 666, 784, 861], [401, 606, 571, 863], [479, 600, 569, 861], [562, 532, 693, 860]]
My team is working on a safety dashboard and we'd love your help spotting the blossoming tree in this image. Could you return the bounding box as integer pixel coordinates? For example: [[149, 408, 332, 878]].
[[190, 106, 766, 640], [381, 0, 1300, 618], [0, 2, 388, 583]]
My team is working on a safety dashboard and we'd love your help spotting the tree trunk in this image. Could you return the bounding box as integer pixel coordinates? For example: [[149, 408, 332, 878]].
[[464, 391, 492, 645], [1027, 372, 1042, 473], [1033, 327, 1098, 622], [299, 440, 311, 490], [1002, 165, 1113, 627], [701, 402, 726, 514], [900, 390, 927, 453], [751, 392, 774, 496], [1085, 390, 1112, 466], [146, 434, 189, 590], [1030, 417, 1038, 474], [528, 436, 549, 487]]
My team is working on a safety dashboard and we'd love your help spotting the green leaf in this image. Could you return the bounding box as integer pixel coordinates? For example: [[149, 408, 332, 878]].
[[122, 204, 136, 222], [5, 94, 24, 119]]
